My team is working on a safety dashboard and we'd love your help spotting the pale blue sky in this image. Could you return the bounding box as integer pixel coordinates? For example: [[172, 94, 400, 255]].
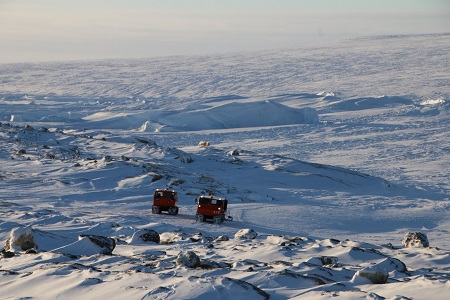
[[1, 0, 449, 63]]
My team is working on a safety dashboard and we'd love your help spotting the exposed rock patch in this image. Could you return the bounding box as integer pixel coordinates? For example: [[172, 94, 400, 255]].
[[79, 234, 116, 255], [52, 234, 116, 256], [129, 229, 160, 244], [402, 232, 429, 248], [235, 228, 258, 240], [176, 251, 200, 268], [351, 268, 389, 284], [4, 226, 37, 252]]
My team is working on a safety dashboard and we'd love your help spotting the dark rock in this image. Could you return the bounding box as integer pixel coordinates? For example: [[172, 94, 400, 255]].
[[79, 234, 116, 255], [320, 256, 338, 266], [151, 174, 164, 182], [120, 155, 130, 161], [352, 268, 389, 284], [43, 152, 56, 159], [15, 149, 27, 155], [130, 229, 160, 244], [102, 155, 113, 162], [1, 249, 15, 258], [214, 235, 230, 242], [176, 251, 200, 268], [227, 149, 241, 156], [178, 154, 193, 163], [4, 226, 37, 252], [306, 256, 338, 266], [235, 228, 258, 240]]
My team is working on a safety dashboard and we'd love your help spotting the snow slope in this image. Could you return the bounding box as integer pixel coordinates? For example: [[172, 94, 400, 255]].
[[1, 34, 450, 299]]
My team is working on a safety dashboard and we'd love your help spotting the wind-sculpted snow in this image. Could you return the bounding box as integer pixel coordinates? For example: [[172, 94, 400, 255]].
[[2, 219, 450, 299], [321, 95, 415, 112], [1, 34, 449, 101], [81, 100, 319, 131], [160, 101, 319, 131], [1, 34, 450, 299]]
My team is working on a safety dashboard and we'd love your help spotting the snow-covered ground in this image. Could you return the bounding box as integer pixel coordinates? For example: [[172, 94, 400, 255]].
[[1, 33, 450, 299]]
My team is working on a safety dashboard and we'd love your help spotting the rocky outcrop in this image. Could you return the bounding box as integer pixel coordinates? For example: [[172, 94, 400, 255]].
[[372, 257, 407, 273], [79, 235, 116, 255], [198, 141, 210, 147], [4, 226, 37, 252], [306, 256, 338, 266], [402, 232, 429, 248], [1, 249, 15, 258], [351, 268, 389, 284], [214, 235, 230, 242], [52, 234, 116, 256], [176, 251, 200, 268], [234, 228, 258, 240], [129, 229, 160, 244]]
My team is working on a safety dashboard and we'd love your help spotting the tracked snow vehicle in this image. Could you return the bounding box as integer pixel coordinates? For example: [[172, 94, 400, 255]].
[[152, 189, 179, 215], [195, 195, 231, 224]]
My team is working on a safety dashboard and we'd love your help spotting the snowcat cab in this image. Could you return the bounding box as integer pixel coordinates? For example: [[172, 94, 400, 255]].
[[152, 189, 179, 215], [195, 195, 230, 224]]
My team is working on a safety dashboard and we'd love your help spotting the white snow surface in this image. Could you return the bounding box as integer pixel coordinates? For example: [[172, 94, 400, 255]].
[[1, 34, 450, 299]]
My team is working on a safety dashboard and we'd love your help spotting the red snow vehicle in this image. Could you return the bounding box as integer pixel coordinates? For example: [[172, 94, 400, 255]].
[[195, 195, 231, 224], [152, 189, 179, 215]]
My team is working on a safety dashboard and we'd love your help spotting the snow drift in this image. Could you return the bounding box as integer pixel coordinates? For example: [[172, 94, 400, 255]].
[[159, 101, 319, 131], [81, 100, 320, 132]]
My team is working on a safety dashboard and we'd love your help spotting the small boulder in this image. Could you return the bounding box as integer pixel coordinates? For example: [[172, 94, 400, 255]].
[[306, 256, 338, 266], [402, 232, 429, 248], [129, 229, 160, 244], [43, 152, 56, 159], [176, 251, 200, 268], [198, 141, 210, 147], [372, 257, 407, 273], [234, 228, 258, 240], [214, 235, 230, 242], [1, 249, 15, 258], [178, 154, 193, 164], [351, 268, 388, 284], [227, 149, 240, 156], [15, 149, 27, 156], [52, 234, 115, 256], [4, 225, 37, 252], [79, 235, 116, 255]]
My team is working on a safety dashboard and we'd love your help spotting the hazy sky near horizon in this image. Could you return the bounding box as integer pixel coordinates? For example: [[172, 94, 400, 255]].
[[1, 0, 449, 63]]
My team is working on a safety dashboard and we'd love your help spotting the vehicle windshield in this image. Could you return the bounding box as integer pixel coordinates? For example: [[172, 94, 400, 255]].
[[199, 197, 210, 205]]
